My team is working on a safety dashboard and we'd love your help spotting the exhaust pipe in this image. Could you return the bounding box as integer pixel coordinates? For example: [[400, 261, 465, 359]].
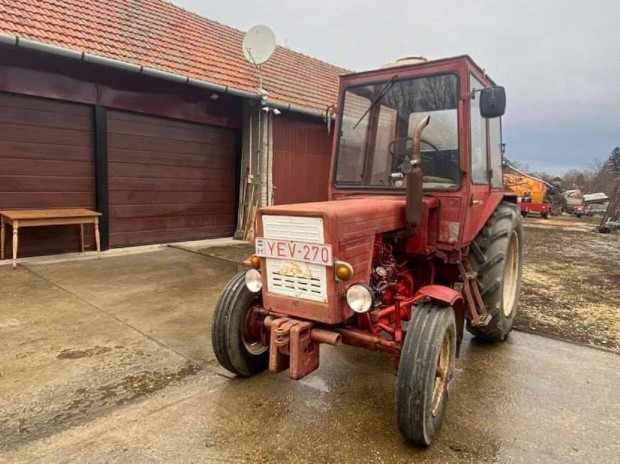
[[407, 116, 431, 230]]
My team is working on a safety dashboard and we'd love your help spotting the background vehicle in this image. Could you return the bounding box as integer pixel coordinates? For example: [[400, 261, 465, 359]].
[[212, 55, 523, 446], [570, 192, 609, 218], [503, 164, 555, 218], [581, 193, 609, 217], [564, 189, 584, 214]]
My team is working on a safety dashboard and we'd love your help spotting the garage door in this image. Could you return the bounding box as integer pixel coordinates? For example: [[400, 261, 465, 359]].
[[0, 92, 95, 257], [107, 111, 237, 247], [272, 114, 331, 205]]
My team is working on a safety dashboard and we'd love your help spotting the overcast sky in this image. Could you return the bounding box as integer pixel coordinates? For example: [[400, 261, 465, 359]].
[[171, 0, 618, 175]]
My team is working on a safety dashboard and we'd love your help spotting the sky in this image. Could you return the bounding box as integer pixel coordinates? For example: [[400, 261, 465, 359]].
[[171, 0, 619, 175]]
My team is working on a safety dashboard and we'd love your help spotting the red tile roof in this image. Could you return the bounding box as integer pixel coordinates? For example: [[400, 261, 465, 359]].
[[0, 0, 348, 112]]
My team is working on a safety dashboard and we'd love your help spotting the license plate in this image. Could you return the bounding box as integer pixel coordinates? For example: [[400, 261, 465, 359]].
[[255, 238, 333, 266]]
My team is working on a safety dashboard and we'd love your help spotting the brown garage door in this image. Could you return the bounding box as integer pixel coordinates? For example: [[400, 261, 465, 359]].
[[273, 114, 332, 205], [107, 111, 236, 247], [0, 92, 96, 257]]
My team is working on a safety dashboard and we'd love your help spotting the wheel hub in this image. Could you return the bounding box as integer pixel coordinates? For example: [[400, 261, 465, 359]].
[[502, 230, 520, 317], [432, 332, 452, 417], [242, 306, 268, 355]]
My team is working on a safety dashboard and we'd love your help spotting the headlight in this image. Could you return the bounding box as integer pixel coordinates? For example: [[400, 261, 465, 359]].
[[245, 269, 262, 293], [346, 283, 375, 313]]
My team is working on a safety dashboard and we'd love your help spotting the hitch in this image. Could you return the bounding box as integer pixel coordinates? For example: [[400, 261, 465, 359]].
[[458, 261, 492, 327], [266, 317, 341, 380]]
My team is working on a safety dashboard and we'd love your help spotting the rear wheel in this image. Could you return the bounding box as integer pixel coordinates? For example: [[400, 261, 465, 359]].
[[396, 303, 456, 446], [467, 202, 524, 341], [541, 211, 549, 219], [211, 272, 268, 376]]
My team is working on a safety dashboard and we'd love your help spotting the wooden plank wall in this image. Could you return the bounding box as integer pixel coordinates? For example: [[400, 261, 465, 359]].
[[0, 93, 96, 257], [107, 110, 237, 247], [272, 114, 332, 205]]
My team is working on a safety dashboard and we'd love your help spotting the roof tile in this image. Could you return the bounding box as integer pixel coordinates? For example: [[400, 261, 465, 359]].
[[0, 0, 348, 112]]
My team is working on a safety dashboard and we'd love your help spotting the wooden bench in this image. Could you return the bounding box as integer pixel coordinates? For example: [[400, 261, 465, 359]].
[[0, 209, 102, 269]]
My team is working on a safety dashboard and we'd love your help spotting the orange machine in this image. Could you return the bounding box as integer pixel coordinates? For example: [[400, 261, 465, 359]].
[[504, 165, 552, 218]]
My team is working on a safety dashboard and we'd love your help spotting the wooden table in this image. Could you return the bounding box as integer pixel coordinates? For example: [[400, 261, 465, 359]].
[[0, 209, 102, 269]]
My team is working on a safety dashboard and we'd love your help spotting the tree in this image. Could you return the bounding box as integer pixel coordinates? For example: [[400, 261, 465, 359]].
[[587, 159, 613, 194], [562, 169, 584, 190], [608, 146, 620, 176], [600, 147, 620, 228]]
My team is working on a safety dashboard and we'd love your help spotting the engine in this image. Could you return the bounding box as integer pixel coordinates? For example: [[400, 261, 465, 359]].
[[370, 236, 415, 309]]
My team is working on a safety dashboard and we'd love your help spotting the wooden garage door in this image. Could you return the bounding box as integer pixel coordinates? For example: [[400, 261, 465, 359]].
[[107, 111, 236, 247], [272, 114, 332, 205], [0, 92, 95, 257]]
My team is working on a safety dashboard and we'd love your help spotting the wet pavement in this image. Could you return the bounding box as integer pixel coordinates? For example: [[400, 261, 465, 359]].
[[1, 247, 619, 463]]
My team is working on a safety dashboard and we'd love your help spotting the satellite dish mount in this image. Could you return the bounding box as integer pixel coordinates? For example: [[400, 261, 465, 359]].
[[242, 25, 276, 94]]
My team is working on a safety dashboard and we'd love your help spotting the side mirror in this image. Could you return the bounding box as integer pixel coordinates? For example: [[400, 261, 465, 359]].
[[480, 86, 506, 118]]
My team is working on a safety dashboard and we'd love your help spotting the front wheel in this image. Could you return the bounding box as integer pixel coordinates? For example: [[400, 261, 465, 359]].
[[211, 272, 268, 376], [396, 303, 456, 446]]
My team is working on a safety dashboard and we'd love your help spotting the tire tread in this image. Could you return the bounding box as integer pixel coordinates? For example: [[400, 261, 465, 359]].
[[466, 202, 523, 342]]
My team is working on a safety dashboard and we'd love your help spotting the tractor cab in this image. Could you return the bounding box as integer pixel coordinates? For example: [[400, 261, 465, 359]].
[[331, 55, 508, 247]]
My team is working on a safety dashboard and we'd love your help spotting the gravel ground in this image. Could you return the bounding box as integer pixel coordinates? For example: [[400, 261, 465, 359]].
[[514, 215, 620, 351]]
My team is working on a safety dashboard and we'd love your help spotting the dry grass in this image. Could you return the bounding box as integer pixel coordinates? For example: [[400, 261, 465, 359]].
[[515, 215, 620, 350]]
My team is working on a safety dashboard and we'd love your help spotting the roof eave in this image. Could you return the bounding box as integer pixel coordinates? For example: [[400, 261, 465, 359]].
[[0, 35, 327, 120]]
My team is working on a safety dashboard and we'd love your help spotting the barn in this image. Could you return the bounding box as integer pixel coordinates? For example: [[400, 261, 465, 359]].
[[0, 0, 346, 258]]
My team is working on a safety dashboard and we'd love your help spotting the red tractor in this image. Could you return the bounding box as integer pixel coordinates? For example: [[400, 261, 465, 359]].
[[212, 55, 523, 446]]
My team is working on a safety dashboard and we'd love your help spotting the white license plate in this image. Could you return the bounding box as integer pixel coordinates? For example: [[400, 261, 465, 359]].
[[255, 238, 333, 266]]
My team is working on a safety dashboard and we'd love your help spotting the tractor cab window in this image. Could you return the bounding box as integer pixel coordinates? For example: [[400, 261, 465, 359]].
[[470, 75, 488, 184], [489, 117, 503, 187], [335, 74, 459, 190]]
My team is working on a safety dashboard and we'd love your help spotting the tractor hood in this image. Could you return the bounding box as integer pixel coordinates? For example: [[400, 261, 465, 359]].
[[255, 196, 441, 325], [257, 197, 408, 244], [255, 197, 409, 324]]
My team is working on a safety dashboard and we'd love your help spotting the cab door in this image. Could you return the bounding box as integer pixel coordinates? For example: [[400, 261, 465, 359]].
[[463, 73, 500, 243]]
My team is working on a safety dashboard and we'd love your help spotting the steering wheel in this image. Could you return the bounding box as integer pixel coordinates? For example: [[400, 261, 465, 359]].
[[388, 137, 440, 160]]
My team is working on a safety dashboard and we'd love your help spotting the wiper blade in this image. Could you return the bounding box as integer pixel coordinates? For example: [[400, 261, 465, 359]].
[[352, 74, 398, 129]]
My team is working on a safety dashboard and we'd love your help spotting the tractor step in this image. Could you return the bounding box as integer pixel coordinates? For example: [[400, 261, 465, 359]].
[[471, 314, 492, 327]]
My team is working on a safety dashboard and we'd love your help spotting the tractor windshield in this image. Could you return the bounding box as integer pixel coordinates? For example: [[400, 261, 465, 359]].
[[335, 73, 459, 190]]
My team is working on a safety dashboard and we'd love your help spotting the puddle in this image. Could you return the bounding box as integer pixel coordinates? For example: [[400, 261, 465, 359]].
[[1, 363, 202, 451], [57, 346, 113, 359]]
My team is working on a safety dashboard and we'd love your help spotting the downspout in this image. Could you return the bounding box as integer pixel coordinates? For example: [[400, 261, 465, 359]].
[[267, 111, 274, 205]]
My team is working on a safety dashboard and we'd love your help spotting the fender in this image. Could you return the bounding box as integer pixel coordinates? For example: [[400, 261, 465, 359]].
[[414, 284, 465, 353]]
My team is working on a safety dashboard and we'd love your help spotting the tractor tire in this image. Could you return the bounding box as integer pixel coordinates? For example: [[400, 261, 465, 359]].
[[211, 272, 268, 377], [396, 303, 456, 446], [467, 202, 523, 342], [541, 211, 549, 219]]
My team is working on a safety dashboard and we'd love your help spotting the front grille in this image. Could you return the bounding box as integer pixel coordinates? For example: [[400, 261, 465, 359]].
[[262, 215, 328, 302], [265, 258, 327, 302]]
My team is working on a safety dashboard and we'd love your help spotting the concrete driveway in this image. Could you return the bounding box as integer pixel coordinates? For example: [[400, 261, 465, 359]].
[[0, 246, 618, 463]]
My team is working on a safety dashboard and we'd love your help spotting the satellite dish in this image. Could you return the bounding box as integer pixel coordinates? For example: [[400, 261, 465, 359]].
[[242, 25, 276, 65]]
